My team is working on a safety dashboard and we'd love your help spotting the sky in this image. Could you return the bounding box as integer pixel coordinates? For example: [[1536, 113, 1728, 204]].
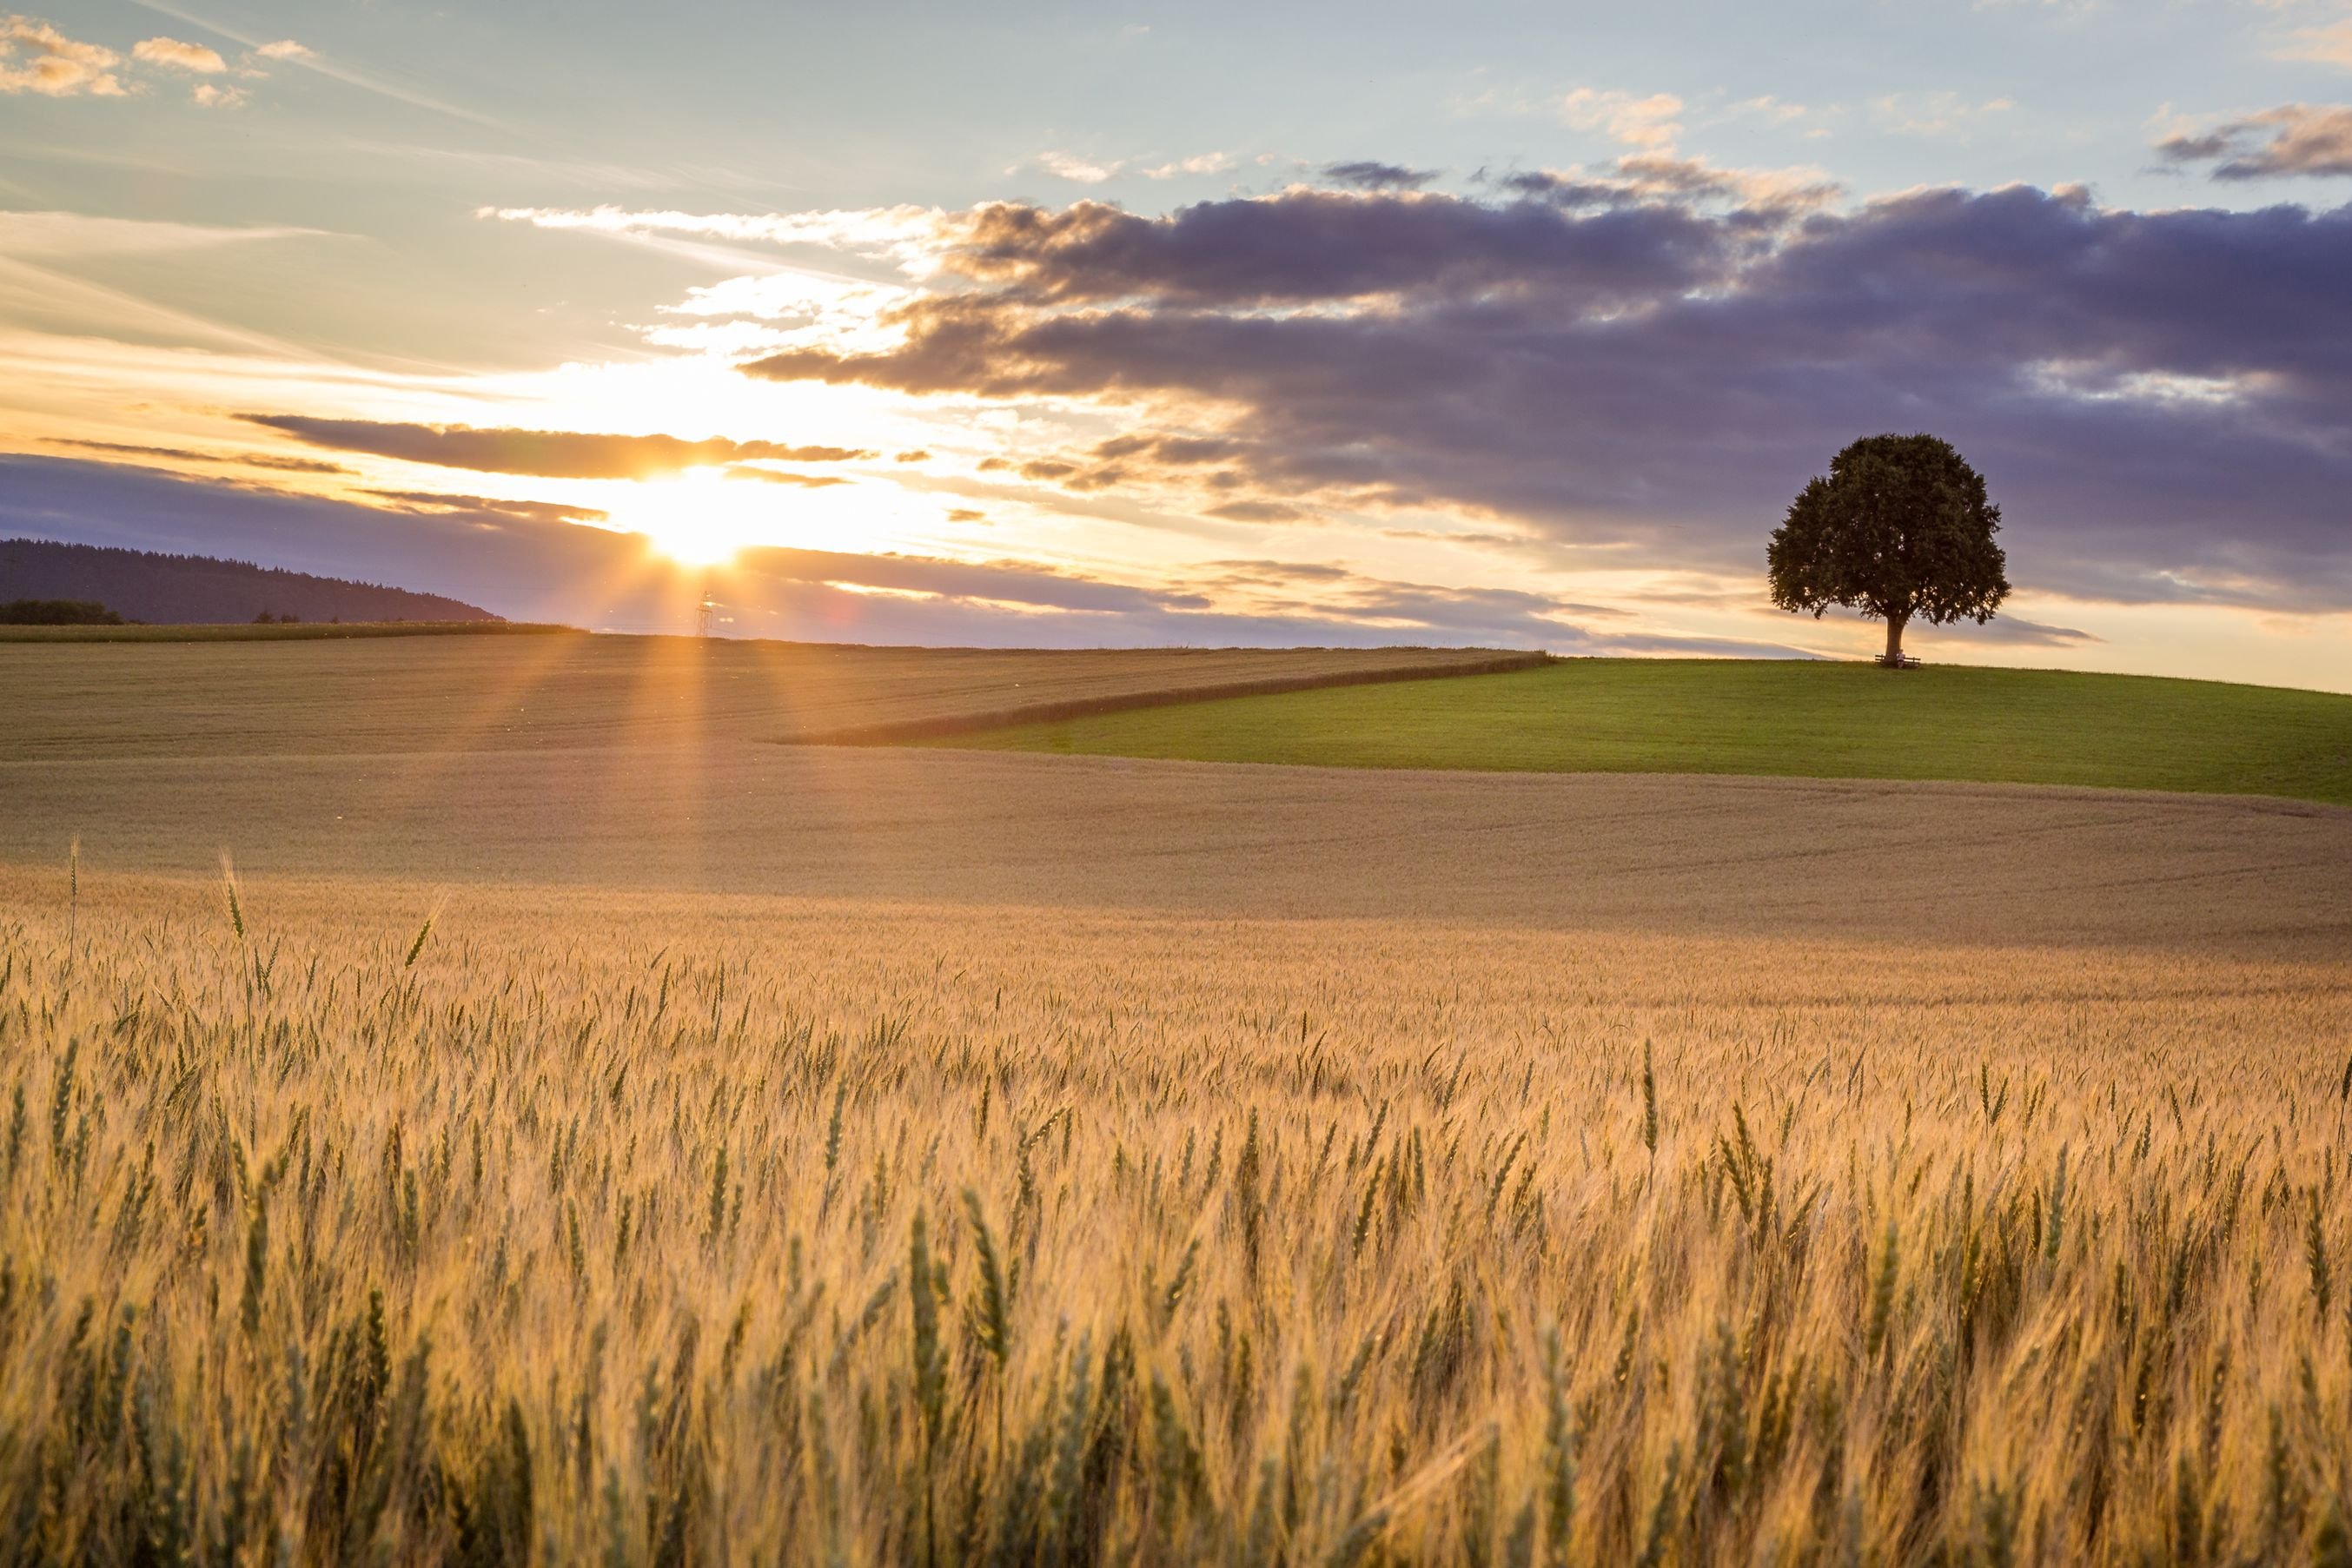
[[3, 1, 2349, 687]]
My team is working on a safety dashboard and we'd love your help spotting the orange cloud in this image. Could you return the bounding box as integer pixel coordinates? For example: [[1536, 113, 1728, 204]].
[[1556, 89, 1685, 149], [2276, 17, 2352, 69], [0, 15, 125, 96], [132, 36, 226, 73]]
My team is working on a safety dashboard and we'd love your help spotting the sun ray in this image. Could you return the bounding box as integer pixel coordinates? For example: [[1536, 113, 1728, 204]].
[[342, 536, 701, 834]]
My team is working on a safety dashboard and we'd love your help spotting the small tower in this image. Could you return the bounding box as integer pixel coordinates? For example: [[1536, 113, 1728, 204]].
[[696, 579, 715, 638]]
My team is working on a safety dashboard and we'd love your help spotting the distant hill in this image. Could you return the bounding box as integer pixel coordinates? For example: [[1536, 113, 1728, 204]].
[[0, 539, 498, 625]]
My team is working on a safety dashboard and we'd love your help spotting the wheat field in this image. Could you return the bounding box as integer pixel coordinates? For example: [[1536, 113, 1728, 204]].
[[4, 866, 2349, 1565]]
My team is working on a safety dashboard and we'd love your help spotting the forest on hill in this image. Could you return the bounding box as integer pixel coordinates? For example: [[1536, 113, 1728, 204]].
[[0, 539, 497, 625]]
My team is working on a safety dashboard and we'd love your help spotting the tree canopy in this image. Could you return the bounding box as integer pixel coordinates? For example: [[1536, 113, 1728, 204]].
[[1766, 433, 2010, 664]]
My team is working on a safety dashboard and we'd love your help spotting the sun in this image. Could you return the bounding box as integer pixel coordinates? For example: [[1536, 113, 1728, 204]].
[[610, 467, 773, 566], [597, 455, 934, 566]]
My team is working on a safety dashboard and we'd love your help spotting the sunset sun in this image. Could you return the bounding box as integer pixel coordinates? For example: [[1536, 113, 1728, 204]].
[[613, 467, 771, 566]]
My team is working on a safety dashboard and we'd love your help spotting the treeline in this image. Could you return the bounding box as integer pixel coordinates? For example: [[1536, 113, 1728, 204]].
[[0, 539, 498, 625], [0, 599, 125, 625]]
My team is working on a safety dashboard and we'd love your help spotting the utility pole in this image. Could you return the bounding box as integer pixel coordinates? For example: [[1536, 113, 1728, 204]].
[[696, 578, 714, 638]]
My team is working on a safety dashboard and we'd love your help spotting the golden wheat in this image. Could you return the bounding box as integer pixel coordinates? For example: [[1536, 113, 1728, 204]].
[[1, 870, 2347, 1565]]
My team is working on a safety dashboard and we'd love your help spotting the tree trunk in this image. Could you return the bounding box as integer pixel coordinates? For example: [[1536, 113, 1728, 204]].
[[1883, 612, 1909, 665]]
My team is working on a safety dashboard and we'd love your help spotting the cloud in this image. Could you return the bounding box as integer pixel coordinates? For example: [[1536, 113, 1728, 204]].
[[481, 203, 946, 272], [131, 35, 223, 71], [2276, 17, 2352, 69], [0, 16, 125, 96], [47, 437, 348, 473], [130, 0, 502, 128], [0, 18, 301, 103], [739, 179, 2352, 612], [925, 189, 1737, 308], [1928, 615, 2099, 648], [1028, 150, 1238, 185], [363, 489, 609, 526], [0, 458, 644, 621], [1726, 95, 1810, 129], [1868, 92, 2016, 139], [722, 465, 850, 488], [1381, 528, 1532, 550], [739, 544, 1209, 615], [1494, 152, 1841, 215], [1322, 161, 1437, 190], [0, 210, 329, 258], [1176, 558, 1797, 652], [2158, 104, 2352, 180], [1204, 500, 1317, 523], [1037, 151, 1122, 184], [237, 415, 874, 479], [3, 453, 1772, 652], [1142, 152, 1236, 180], [1557, 89, 1684, 149]]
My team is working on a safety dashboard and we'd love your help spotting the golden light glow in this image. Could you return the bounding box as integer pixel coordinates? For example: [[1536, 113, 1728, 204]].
[[608, 467, 765, 566]]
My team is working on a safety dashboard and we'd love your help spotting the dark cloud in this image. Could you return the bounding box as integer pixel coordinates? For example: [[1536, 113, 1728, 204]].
[[909, 189, 1737, 307], [237, 415, 874, 479], [1304, 579, 1642, 643], [363, 489, 609, 525], [47, 438, 350, 475], [1188, 561, 1658, 642], [893, 449, 932, 463], [1492, 155, 1840, 216], [240, 453, 353, 474], [2158, 106, 2352, 181], [744, 182, 2352, 611], [944, 507, 985, 523], [1919, 615, 2098, 649], [1322, 161, 1436, 190]]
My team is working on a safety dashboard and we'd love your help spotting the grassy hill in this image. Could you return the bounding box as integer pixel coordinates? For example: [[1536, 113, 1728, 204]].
[[935, 658, 2352, 806]]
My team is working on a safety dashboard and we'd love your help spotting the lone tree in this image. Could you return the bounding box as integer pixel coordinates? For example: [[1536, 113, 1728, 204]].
[[1767, 433, 2009, 665]]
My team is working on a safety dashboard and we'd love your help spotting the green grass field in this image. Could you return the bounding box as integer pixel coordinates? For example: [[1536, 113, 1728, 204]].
[[940, 658, 2352, 805]]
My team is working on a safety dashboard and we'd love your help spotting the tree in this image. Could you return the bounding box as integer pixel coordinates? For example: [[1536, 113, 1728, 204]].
[[1766, 433, 2010, 665]]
